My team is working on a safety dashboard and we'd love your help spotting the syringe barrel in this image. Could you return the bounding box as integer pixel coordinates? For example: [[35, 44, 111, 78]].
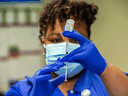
[[66, 41, 68, 54]]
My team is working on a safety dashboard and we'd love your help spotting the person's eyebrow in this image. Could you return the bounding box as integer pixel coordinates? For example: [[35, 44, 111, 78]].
[[50, 33, 61, 36]]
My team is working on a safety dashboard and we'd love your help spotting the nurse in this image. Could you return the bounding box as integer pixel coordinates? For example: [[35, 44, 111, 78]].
[[5, 0, 128, 96]]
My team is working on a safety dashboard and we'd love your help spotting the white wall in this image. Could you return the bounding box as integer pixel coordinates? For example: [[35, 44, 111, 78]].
[[0, 27, 45, 93], [83, 0, 128, 72], [0, 3, 45, 93]]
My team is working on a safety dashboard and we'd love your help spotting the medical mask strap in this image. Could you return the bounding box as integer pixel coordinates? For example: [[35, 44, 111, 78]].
[[43, 44, 47, 49], [43, 44, 46, 56], [44, 44, 53, 61]]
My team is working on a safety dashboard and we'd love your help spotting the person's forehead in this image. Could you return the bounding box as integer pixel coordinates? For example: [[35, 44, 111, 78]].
[[46, 18, 88, 37]]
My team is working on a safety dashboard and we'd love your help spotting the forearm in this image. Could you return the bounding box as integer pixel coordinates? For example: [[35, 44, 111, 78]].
[[100, 61, 128, 96]]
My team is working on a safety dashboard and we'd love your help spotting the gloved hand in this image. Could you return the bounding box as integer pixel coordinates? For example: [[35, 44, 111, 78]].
[[33, 57, 66, 96], [61, 28, 107, 76]]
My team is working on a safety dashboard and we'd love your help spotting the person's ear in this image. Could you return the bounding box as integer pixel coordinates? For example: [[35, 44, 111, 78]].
[[42, 40, 44, 43]]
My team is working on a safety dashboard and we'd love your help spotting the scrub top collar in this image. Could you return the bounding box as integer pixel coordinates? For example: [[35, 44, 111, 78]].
[[71, 68, 93, 94]]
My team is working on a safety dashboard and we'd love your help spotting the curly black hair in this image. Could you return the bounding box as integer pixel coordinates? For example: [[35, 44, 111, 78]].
[[39, 0, 98, 44]]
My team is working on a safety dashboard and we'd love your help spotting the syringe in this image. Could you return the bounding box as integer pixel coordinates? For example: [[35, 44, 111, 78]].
[[57, 19, 75, 82], [64, 19, 75, 82]]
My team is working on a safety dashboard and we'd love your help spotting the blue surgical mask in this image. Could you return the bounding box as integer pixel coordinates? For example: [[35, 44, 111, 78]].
[[43, 42, 84, 78]]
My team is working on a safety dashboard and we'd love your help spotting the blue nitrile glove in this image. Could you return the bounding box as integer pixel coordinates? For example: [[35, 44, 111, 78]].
[[33, 57, 66, 96], [61, 27, 107, 76]]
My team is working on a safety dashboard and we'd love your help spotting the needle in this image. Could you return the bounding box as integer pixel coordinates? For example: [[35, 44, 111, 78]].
[[65, 41, 68, 82]]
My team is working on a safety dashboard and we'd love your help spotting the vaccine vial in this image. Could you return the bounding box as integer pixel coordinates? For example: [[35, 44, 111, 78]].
[[65, 19, 75, 32]]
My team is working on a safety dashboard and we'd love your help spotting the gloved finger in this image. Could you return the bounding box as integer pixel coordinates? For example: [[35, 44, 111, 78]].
[[46, 61, 66, 70], [61, 47, 83, 62], [54, 60, 66, 67], [51, 74, 65, 88], [57, 57, 61, 61], [63, 27, 89, 46], [67, 52, 84, 62], [43, 61, 65, 69], [39, 62, 66, 75], [36, 74, 52, 83], [66, 52, 90, 70], [38, 68, 59, 76]]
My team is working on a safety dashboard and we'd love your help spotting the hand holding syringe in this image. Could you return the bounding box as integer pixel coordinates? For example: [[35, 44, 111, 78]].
[[57, 19, 75, 82]]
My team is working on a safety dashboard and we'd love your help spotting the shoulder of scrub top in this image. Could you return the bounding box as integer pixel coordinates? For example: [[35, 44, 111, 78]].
[[123, 72, 128, 76]]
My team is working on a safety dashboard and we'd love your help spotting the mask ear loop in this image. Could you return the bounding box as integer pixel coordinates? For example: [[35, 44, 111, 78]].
[[43, 44, 48, 65], [43, 44, 46, 56]]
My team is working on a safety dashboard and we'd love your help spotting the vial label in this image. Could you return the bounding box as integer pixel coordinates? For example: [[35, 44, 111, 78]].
[[65, 19, 75, 32]]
